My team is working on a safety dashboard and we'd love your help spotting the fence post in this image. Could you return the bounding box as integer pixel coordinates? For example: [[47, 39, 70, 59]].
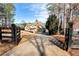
[[68, 22, 73, 51], [11, 24, 17, 44], [64, 22, 73, 51], [64, 28, 70, 51], [0, 27, 2, 42], [19, 27, 21, 42]]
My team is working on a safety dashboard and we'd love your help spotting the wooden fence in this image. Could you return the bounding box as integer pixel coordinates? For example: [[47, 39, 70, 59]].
[[0, 24, 21, 44]]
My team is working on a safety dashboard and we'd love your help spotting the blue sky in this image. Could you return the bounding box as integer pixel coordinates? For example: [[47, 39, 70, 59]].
[[14, 3, 48, 23]]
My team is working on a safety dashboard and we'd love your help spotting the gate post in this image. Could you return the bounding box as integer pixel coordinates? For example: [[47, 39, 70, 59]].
[[65, 28, 70, 51], [64, 22, 73, 51], [0, 27, 2, 42], [18, 27, 21, 42], [68, 22, 73, 51], [11, 24, 17, 44]]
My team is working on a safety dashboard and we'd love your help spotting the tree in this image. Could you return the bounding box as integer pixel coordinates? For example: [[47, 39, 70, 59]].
[[64, 3, 79, 51], [4, 3, 15, 27], [46, 3, 79, 35], [59, 19, 64, 34], [45, 14, 58, 35], [47, 3, 64, 34]]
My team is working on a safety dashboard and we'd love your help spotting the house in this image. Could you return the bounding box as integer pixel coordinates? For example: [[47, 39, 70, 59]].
[[73, 16, 79, 35], [25, 20, 45, 33], [25, 23, 37, 33]]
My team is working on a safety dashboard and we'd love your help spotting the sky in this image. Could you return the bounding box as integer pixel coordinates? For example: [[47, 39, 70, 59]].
[[14, 3, 48, 23]]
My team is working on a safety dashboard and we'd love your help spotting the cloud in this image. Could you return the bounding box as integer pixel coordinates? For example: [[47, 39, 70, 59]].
[[23, 3, 48, 22], [15, 3, 49, 23], [30, 3, 48, 23]]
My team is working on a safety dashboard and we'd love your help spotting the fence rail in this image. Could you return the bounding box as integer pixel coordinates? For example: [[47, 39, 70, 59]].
[[0, 24, 21, 44]]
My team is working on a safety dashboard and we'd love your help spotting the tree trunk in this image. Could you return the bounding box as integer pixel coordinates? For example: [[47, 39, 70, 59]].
[[64, 4, 73, 51], [57, 13, 60, 34], [6, 13, 9, 27], [68, 5, 73, 51], [64, 4, 66, 35], [57, 4, 61, 35], [8, 18, 11, 27]]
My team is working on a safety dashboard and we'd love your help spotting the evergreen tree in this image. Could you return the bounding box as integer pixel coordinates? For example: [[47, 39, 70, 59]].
[[45, 14, 59, 35], [4, 3, 15, 27]]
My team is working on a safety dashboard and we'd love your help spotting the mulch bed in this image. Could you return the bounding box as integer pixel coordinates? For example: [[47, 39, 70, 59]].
[[52, 35, 65, 43]]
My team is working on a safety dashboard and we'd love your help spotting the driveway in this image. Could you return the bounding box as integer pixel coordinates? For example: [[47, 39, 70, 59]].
[[2, 31, 70, 56]]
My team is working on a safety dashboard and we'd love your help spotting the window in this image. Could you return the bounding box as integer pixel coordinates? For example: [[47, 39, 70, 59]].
[[78, 31, 79, 34]]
